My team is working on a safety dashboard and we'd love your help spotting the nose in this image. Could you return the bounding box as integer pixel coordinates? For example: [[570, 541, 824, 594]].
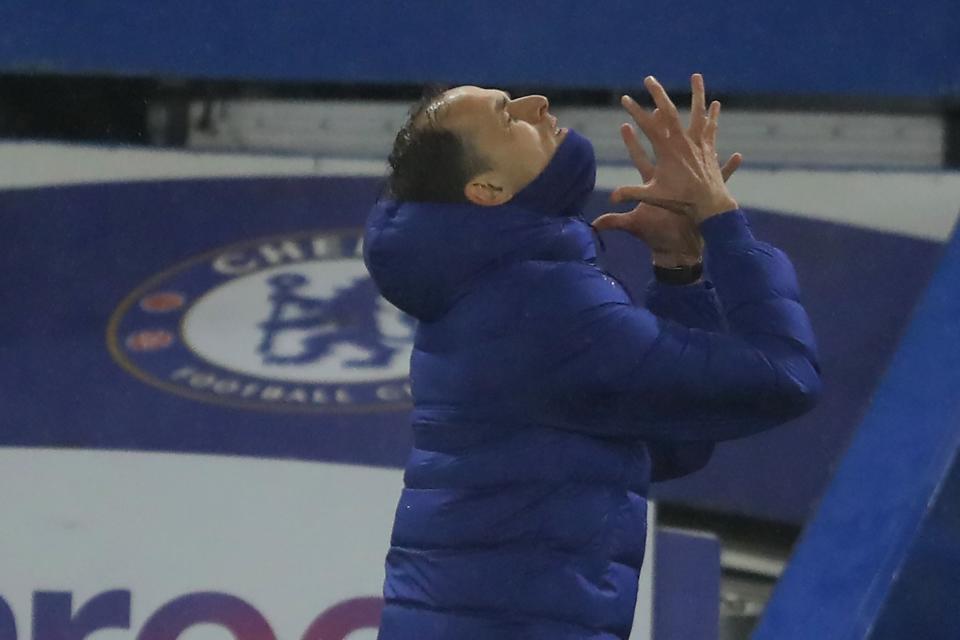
[[507, 95, 549, 123]]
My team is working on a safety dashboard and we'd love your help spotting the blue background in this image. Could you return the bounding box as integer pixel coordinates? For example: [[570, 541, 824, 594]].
[[756, 176, 960, 640], [0, 1, 958, 97]]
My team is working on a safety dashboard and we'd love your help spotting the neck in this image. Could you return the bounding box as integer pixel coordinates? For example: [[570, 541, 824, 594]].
[[508, 129, 597, 217]]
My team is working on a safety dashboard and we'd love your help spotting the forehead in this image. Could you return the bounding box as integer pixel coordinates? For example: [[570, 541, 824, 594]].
[[444, 85, 502, 103], [425, 86, 505, 129]]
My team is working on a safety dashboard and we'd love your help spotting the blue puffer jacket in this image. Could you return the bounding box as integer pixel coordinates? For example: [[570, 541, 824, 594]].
[[364, 193, 821, 639]]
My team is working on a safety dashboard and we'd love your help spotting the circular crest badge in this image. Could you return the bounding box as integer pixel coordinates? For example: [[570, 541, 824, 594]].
[[107, 229, 414, 412]]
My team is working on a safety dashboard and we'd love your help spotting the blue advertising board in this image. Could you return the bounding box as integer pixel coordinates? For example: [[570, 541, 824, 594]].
[[0, 174, 946, 524]]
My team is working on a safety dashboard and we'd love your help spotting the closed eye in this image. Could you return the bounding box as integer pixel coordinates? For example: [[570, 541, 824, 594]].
[[497, 92, 514, 128]]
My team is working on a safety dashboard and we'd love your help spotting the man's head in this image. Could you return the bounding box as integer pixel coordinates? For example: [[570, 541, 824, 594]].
[[387, 85, 567, 206]]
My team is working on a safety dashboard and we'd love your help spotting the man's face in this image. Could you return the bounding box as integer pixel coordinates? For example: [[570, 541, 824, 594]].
[[426, 85, 568, 199]]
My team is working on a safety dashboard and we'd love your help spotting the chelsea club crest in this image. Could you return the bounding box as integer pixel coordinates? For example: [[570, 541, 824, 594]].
[[107, 229, 414, 412]]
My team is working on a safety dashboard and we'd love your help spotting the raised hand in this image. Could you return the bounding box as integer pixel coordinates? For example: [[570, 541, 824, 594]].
[[599, 74, 740, 227], [592, 74, 742, 265]]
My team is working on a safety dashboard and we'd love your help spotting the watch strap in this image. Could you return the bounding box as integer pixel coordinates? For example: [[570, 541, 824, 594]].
[[653, 260, 703, 286]]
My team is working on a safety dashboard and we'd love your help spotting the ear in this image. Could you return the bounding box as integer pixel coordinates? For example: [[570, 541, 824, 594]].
[[464, 172, 514, 207]]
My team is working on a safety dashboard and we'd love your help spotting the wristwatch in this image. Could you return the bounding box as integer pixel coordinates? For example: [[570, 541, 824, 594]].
[[653, 259, 703, 286]]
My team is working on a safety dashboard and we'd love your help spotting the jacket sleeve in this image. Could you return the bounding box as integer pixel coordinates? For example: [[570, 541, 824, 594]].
[[642, 279, 725, 478], [523, 209, 822, 443], [644, 277, 728, 333], [647, 440, 715, 481]]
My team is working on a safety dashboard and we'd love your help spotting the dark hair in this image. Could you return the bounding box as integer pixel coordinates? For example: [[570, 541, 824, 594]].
[[386, 86, 490, 203]]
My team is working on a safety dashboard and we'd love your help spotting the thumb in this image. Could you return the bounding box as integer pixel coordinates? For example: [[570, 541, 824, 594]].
[[591, 212, 633, 232], [721, 152, 743, 183], [610, 184, 652, 204]]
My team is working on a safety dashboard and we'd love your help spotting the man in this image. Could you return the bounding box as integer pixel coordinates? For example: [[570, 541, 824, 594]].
[[364, 75, 821, 640]]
